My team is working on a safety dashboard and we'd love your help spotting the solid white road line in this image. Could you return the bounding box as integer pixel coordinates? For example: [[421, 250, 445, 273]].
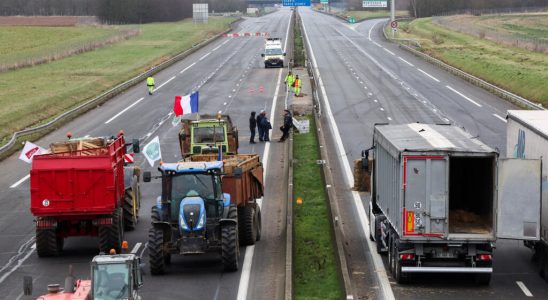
[[493, 113, 507, 123], [446, 85, 482, 107], [417, 68, 440, 83], [105, 97, 145, 124], [131, 242, 142, 254], [154, 76, 176, 91], [398, 57, 414, 67], [0, 243, 35, 285], [180, 62, 196, 74], [302, 18, 395, 300], [373, 41, 382, 47], [516, 281, 533, 297], [368, 21, 377, 41], [383, 48, 395, 55], [212, 44, 222, 51], [10, 174, 30, 188], [236, 12, 291, 300], [199, 52, 211, 61]]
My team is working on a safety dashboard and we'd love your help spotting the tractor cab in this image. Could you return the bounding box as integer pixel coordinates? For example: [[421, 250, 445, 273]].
[[179, 114, 239, 157], [91, 254, 142, 300]]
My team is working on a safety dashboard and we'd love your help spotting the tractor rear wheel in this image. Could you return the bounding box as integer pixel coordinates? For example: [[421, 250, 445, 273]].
[[98, 208, 123, 253], [148, 227, 166, 275], [151, 206, 160, 223], [36, 227, 62, 257], [255, 204, 262, 242], [123, 175, 140, 231], [222, 205, 239, 272], [241, 205, 258, 246]]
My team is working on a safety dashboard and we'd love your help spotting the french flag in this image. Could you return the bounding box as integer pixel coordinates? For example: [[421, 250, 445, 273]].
[[173, 92, 199, 116]]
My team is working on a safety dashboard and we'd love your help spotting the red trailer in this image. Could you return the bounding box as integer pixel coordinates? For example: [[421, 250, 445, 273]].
[[30, 135, 141, 256]]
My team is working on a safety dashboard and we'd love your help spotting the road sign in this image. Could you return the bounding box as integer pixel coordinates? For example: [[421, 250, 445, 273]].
[[320, 0, 329, 3], [348, 16, 356, 24], [282, 0, 311, 6], [363, 0, 387, 8], [391, 20, 398, 28]]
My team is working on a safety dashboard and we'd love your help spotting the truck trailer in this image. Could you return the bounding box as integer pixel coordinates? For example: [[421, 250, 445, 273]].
[[366, 123, 541, 284], [506, 110, 548, 282]]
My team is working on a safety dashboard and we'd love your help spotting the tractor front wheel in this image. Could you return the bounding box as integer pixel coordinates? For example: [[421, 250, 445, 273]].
[[148, 227, 166, 275]]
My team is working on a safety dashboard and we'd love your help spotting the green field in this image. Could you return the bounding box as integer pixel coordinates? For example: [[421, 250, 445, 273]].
[[448, 13, 548, 40], [341, 10, 408, 22], [388, 17, 548, 104], [0, 26, 135, 70], [293, 116, 341, 300], [0, 17, 235, 144]]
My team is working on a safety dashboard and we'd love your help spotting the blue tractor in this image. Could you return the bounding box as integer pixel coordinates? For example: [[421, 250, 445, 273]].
[[143, 161, 239, 274]]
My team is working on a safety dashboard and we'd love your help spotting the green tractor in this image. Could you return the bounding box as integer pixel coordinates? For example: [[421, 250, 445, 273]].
[[179, 114, 239, 158]]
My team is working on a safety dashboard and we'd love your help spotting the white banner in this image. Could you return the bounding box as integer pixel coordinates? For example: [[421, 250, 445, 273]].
[[19, 141, 46, 163], [143, 136, 162, 167], [363, 0, 388, 8], [292, 118, 310, 134]]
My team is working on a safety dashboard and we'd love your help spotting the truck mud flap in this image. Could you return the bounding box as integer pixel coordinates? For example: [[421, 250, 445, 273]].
[[401, 267, 492, 273]]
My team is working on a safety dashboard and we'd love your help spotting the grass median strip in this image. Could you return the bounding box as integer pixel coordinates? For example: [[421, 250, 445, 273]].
[[0, 17, 235, 145], [293, 116, 341, 300], [338, 10, 408, 22]]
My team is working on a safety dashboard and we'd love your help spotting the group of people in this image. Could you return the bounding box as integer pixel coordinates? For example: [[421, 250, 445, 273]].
[[284, 71, 301, 97], [249, 109, 293, 144]]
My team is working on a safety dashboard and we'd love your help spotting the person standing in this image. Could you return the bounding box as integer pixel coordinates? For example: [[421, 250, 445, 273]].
[[146, 76, 155, 95], [294, 75, 301, 97], [284, 71, 294, 92], [279, 109, 293, 142], [249, 111, 257, 144], [257, 110, 265, 142], [259, 111, 271, 142]]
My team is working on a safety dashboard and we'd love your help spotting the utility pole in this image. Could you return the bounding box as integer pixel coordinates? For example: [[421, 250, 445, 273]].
[[391, 0, 396, 38]]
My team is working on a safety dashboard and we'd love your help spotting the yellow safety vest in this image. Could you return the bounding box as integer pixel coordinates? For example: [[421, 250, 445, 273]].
[[147, 77, 155, 86]]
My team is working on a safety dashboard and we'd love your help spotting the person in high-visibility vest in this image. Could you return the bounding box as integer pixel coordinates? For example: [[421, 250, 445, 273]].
[[284, 71, 295, 92], [294, 75, 301, 97], [146, 76, 155, 95]]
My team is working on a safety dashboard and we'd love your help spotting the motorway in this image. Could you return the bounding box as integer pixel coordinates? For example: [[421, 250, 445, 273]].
[[299, 7, 548, 300], [0, 9, 292, 300]]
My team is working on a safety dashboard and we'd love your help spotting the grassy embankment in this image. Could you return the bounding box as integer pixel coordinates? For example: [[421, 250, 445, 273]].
[[294, 14, 305, 67], [341, 9, 408, 22], [293, 116, 341, 300], [0, 17, 235, 145], [387, 15, 548, 104]]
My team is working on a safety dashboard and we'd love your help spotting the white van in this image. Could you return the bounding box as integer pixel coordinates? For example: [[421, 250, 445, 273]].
[[261, 38, 285, 68]]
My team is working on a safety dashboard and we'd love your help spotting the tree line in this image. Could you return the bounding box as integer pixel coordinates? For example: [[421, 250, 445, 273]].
[[0, 0, 246, 23], [408, 0, 547, 17]]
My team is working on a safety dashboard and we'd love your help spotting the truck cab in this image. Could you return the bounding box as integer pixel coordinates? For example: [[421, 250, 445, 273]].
[[261, 38, 285, 68]]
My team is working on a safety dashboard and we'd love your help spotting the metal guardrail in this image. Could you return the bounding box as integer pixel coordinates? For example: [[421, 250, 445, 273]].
[[0, 19, 242, 158], [381, 20, 544, 111]]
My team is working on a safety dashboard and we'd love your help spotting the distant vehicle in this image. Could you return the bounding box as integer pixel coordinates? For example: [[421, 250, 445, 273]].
[[261, 38, 286, 68], [143, 154, 263, 274], [365, 123, 541, 284], [30, 134, 141, 256], [179, 114, 238, 157], [32, 253, 143, 300], [505, 110, 548, 282]]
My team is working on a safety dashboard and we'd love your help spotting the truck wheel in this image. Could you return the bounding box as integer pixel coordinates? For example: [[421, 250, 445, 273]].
[[222, 205, 239, 272], [151, 206, 160, 223], [388, 234, 395, 274], [540, 249, 548, 282], [36, 227, 62, 257], [98, 208, 123, 253], [392, 237, 410, 284], [148, 227, 166, 275], [255, 204, 262, 242], [123, 175, 140, 231], [241, 205, 258, 246]]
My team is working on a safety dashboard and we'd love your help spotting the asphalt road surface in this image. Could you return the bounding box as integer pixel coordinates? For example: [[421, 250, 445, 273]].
[[0, 9, 292, 300], [299, 7, 548, 300]]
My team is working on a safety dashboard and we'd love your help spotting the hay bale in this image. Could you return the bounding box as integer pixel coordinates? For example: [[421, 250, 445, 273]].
[[353, 159, 372, 192]]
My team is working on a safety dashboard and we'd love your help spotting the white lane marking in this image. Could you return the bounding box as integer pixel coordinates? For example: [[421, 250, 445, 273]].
[[180, 62, 196, 74], [387, 117, 392, 121], [373, 41, 382, 47], [398, 57, 414, 67], [383, 48, 395, 55], [446, 85, 482, 107], [493, 113, 507, 123], [0, 243, 35, 285], [10, 174, 30, 188], [154, 76, 176, 91], [417, 68, 440, 83], [222, 39, 229, 45], [131, 242, 142, 254], [199, 52, 211, 61], [212, 44, 222, 51], [516, 281, 533, 297], [380, 107, 384, 111], [302, 18, 395, 300], [236, 12, 291, 300], [105, 97, 145, 124], [368, 21, 377, 41]]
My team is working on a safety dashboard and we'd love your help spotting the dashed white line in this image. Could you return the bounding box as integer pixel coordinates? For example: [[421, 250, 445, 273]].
[[154, 76, 176, 91], [130, 242, 142, 254], [180, 62, 196, 74], [446, 85, 482, 107], [398, 57, 414, 67], [387, 117, 392, 121], [373, 42, 382, 47], [417, 68, 440, 83], [380, 107, 384, 111], [199, 52, 211, 61], [105, 97, 145, 124], [383, 48, 395, 55], [10, 174, 30, 188], [516, 281, 533, 297], [212, 45, 222, 51], [493, 113, 507, 123]]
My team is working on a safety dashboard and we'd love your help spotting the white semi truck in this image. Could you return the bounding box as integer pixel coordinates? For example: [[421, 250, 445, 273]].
[[506, 110, 548, 282]]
